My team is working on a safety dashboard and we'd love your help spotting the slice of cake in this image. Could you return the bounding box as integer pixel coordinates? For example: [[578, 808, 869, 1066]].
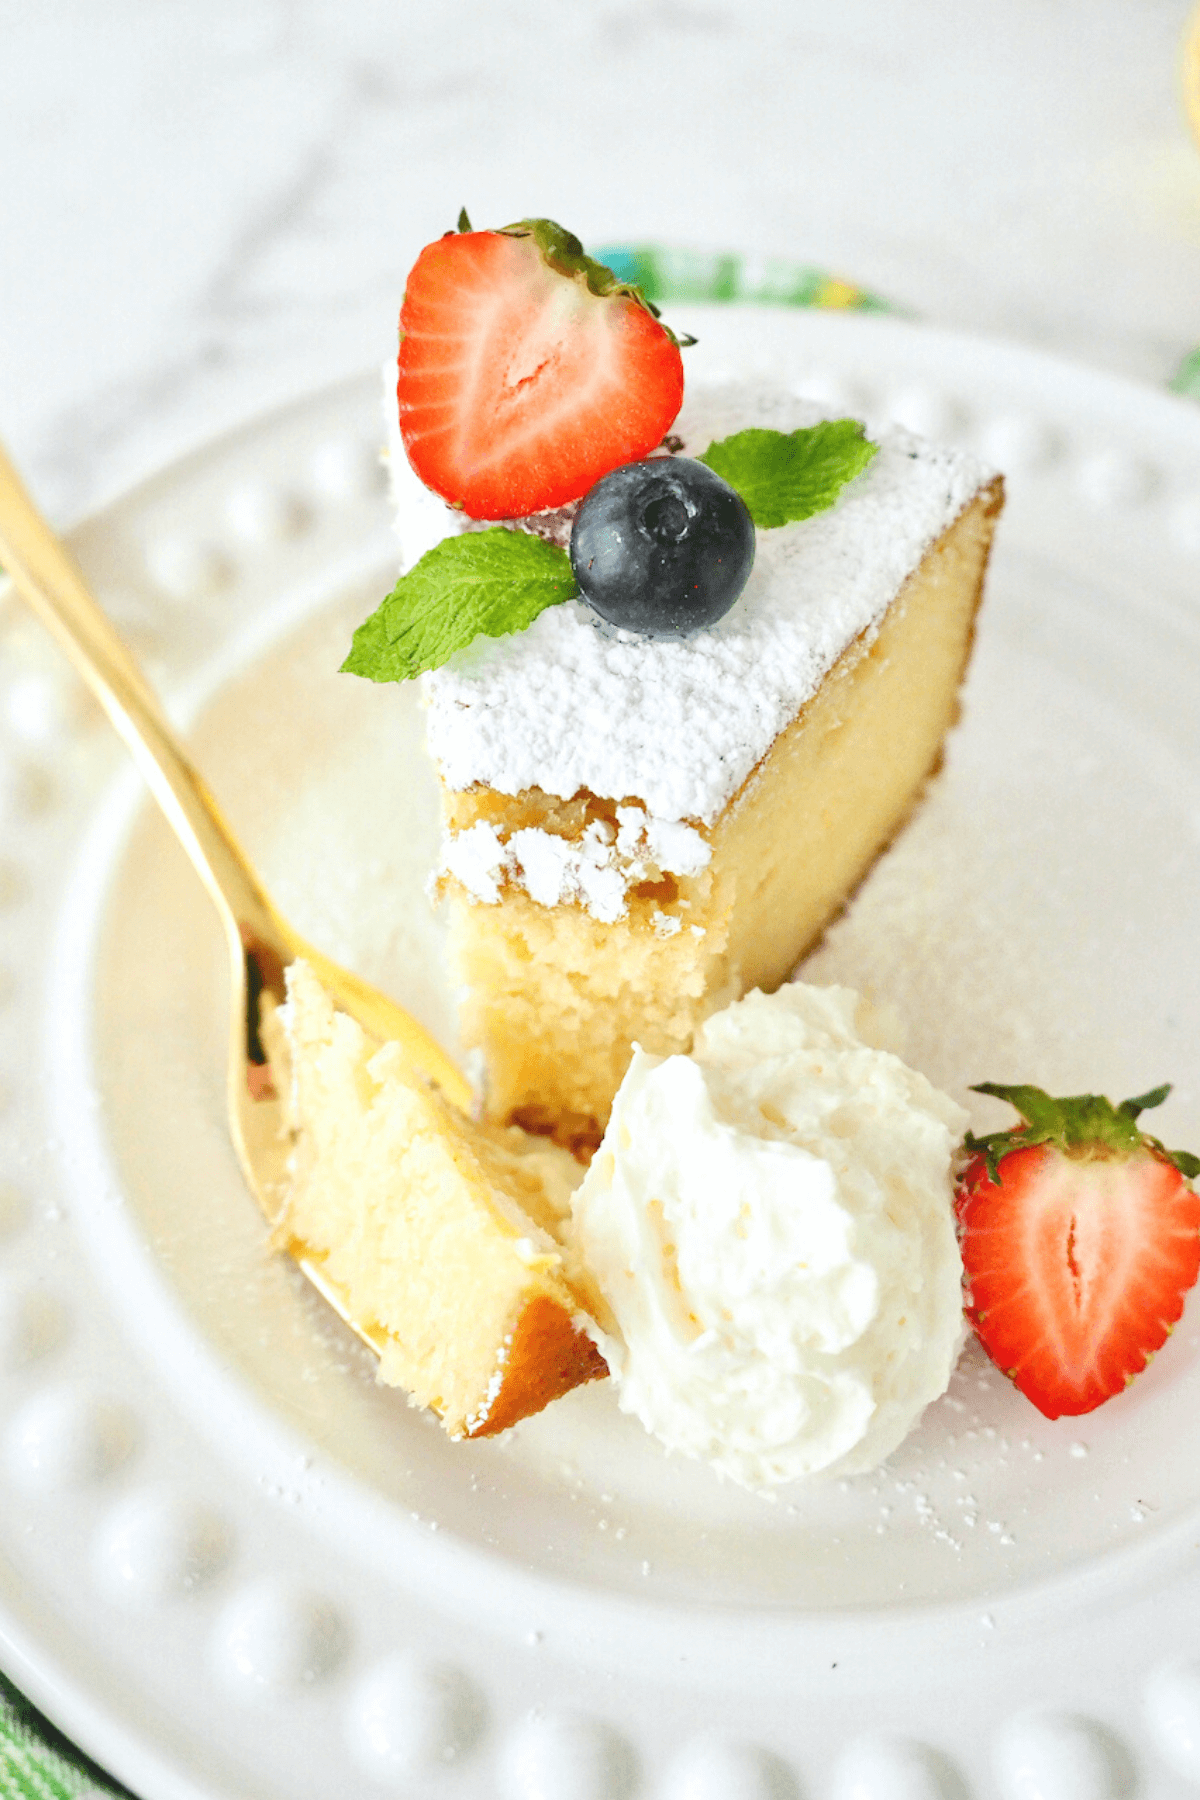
[[398, 385, 1002, 1153], [269, 961, 605, 1437]]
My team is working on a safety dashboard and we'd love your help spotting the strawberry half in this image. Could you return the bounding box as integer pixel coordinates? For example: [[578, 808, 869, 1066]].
[[396, 215, 686, 520], [956, 1083, 1200, 1418]]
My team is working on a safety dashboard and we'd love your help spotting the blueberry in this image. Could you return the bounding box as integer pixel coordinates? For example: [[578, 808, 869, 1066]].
[[569, 457, 755, 637]]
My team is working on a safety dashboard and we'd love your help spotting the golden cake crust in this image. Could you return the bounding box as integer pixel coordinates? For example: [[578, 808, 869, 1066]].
[[468, 1294, 607, 1437]]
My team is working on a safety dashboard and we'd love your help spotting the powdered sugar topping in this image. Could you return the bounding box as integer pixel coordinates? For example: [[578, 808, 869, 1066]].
[[400, 384, 991, 827], [438, 805, 711, 923]]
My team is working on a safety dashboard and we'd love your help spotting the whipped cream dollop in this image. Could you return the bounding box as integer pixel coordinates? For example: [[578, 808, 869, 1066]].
[[569, 984, 968, 1491]]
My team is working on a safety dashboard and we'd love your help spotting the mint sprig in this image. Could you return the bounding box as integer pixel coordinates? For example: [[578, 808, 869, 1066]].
[[342, 529, 576, 683], [698, 419, 877, 529]]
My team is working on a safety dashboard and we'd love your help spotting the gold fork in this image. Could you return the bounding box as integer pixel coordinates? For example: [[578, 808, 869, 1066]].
[[0, 441, 472, 1350]]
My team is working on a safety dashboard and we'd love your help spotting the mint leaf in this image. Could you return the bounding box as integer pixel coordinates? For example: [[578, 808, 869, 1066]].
[[698, 420, 877, 529], [342, 529, 576, 682]]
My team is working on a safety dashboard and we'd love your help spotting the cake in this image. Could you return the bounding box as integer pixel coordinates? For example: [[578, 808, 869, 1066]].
[[316, 215, 1002, 1438], [274, 221, 1200, 1458], [396, 386, 1003, 1153], [268, 962, 605, 1438]]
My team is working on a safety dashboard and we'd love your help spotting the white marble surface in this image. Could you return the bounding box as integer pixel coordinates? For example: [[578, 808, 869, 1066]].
[[3, 0, 1200, 529]]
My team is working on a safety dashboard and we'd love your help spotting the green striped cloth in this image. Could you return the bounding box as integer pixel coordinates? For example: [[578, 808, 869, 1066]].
[[0, 1675, 130, 1798], [595, 243, 893, 313], [1172, 344, 1200, 399], [0, 240, 1195, 1800]]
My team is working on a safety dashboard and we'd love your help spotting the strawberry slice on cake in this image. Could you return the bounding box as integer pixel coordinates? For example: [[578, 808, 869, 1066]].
[[396, 213, 687, 519]]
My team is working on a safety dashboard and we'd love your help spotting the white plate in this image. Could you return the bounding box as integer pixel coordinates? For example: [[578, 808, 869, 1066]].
[[3, 309, 1200, 1800]]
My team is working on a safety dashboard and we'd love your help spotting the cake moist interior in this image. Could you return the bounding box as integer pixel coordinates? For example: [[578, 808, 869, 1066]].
[[442, 477, 1004, 1155]]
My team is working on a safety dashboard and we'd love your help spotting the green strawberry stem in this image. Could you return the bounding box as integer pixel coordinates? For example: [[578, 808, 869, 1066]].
[[497, 217, 697, 347], [965, 1081, 1200, 1186]]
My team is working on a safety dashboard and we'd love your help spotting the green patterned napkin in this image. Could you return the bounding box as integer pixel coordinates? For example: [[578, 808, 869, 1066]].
[[600, 243, 1200, 403], [1172, 345, 1200, 399], [595, 243, 894, 313], [0, 1674, 131, 1798]]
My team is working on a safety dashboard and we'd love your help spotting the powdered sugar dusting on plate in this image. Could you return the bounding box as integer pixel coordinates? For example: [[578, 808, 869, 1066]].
[[406, 385, 992, 825]]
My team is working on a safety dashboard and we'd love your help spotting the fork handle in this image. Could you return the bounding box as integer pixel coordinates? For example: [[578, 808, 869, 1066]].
[[0, 440, 279, 947]]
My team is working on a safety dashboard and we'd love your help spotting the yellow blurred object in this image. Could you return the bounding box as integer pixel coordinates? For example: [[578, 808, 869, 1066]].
[[812, 277, 864, 310], [1185, 4, 1200, 151]]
